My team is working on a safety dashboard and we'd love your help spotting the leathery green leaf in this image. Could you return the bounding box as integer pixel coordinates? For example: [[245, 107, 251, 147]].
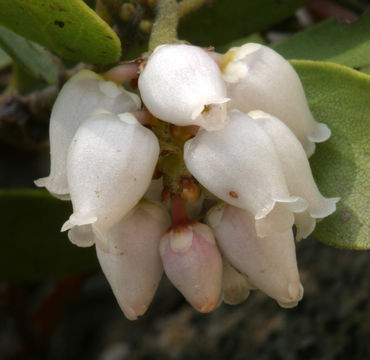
[[179, 0, 307, 47], [0, 189, 98, 282], [0, 0, 121, 64], [292, 60, 370, 249], [0, 47, 12, 69], [0, 25, 59, 85], [273, 13, 370, 73]]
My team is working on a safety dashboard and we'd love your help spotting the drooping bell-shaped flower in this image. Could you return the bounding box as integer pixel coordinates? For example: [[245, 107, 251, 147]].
[[249, 110, 339, 240], [184, 110, 307, 237], [221, 43, 330, 156], [207, 204, 304, 308], [61, 111, 159, 250], [96, 201, 170, 320], [35, 69, 141, 199], [139, 44, 229, 131], [222, 259, 252, 305], [160, 222, 223, 312]]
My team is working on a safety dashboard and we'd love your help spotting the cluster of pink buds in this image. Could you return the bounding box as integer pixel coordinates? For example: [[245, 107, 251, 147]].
[[36, 43, 339, 320]]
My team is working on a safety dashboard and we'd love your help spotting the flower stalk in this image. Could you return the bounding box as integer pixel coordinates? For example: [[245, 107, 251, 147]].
[[149, 0, 179, 52]]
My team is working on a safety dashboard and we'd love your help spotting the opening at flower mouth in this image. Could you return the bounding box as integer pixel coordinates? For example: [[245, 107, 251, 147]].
[[255, 197, 307, 237], [192, 100, 229, 131]]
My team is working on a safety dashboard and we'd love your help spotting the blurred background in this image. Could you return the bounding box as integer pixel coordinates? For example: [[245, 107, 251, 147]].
[[0, 0, 369, 359]]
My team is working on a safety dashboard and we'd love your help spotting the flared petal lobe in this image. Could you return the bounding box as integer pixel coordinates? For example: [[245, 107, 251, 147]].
[[139, 44, 229, 131], [160, 222, 223, 312], [249, 110, 339, 240], [208, 205, 303, 308], [184, 110, 307, 237], [61, 111, 159, 249], [97, 201, 170, 320], [35, 70, 141, 199], [222, 43, 330, 156]]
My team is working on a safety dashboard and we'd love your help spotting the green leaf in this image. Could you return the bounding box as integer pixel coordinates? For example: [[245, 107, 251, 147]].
[[179, 0, 307, 47], [292, 60, 370, 249], [0, 0, 121, 64], [273, 13, 370, 73], [0, 190, 98, 282], [0, 47, 12, 69], [0, 25, 59, 85]]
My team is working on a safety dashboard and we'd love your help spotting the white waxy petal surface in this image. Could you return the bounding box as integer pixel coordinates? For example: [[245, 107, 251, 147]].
[[208, 205, 303, 308], [160, 222, 223, 313], [184, 110, 307, 237], [249, 110, 339, 239], [35, 70, 140, 199], [222, 43, 330, 156], [96, 202, 170, 320], [139, 44, 229, 131], [61, 112, 159, 249]]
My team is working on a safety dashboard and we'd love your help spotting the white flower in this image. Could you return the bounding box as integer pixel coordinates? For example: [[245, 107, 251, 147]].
[[96, 201, 170, 320], [35, 70, 141, 199], [222, 43, 330, 156], [249, 110, 340, 240], [207, 204, 304, 308], [184, 110, 307, 237], [139, 44, 229, 131], [61, 111, 159, 249], [159, 222, 223, 313]]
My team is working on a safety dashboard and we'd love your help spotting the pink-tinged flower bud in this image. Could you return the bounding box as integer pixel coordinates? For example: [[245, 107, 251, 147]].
[[35, 70, 140, 199], [61, 111, 159, 250], [249, 110, 339, 240], [222, 43, 330, 156], [138, 44, 229, 131], [184, 110, 307, 237], [159, 222, 223, 313], [222, 260, 252, 305], [96, 201, 170, 320], [207, 204, 303, 308]]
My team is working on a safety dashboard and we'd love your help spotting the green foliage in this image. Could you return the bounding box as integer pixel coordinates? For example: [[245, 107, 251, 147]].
[[0, 47, 11, 69], [0, 190, 98, 281], [179, 0, 307, 47], [0, 25, 59, 85], [273, 13, 370, 73], [0, 0, 121, 64], [292, 60, 370, 250]]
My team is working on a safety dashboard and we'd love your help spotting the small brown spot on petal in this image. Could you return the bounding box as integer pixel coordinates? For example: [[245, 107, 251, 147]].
[[229, 191, 239, 199]]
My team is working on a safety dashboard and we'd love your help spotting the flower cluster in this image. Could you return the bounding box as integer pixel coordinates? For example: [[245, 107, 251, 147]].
[[36, 43, 339, 319]]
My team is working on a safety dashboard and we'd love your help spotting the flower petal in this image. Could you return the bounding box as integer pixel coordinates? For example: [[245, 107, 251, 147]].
[[207, 204, 304, 308], [61, 111, 159, 249], [160, 222, 223, 312], [249, 110, 339, 239], [139, 44, 228, 131], [184, 110, 307, 236], [35, 70, 140, 199], [222, 43, 330, 156], [96, 201, 170, 320]]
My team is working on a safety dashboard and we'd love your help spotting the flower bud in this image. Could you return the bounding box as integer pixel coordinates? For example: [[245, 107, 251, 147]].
[[96, 201, 170, 320], [184, 110, 307, 237], [139, 44, 229, 131], [222, 260, 252, 305], [160, 222, 223, 312], [207, 204, 303, 308], [61, 111, 159, 249], [222, 43, 330, 156], [35, 70, 141, 199], [249, 110, 339, 240]]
